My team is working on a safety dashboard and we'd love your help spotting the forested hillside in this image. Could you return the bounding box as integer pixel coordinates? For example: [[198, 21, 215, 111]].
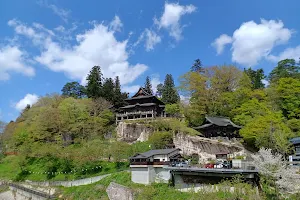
[[0, 58, 299, 182]]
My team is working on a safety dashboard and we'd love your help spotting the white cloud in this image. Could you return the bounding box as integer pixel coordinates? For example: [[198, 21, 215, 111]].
[[135, 29, 161, 51], [213, 19, 293, 66], [15, 94, 39, 111], [8, 19, 47, 45], [122, 85, 140, 94], [180, 95, 190, 105], [38, 0, 70, 23], [150, 74, 162, 94], [267, 45, 300, 62], [155, 2, 196, 41], [54, 25, 65, 32], [262, 79, 270, 87], [109, 15, 123, 32], [211, 34, 232, 55], [9, 18, 148, 86], [0, 45, 35, 80]]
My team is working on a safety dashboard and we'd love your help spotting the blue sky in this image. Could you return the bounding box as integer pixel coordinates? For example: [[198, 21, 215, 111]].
[[1, 0, 300, 122]]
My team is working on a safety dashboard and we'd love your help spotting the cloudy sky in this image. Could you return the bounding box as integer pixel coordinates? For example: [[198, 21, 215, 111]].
[[1, 0, 300, 122]]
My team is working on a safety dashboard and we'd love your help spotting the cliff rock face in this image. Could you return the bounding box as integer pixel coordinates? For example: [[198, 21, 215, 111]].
[[173, 133, 245, 163], [106, 182, 134, 200], [116, 122, 246, 162], [117, 122, 153, 143]]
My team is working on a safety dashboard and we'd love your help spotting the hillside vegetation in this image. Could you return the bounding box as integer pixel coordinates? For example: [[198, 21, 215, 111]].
[[60, 171, 263, 200], [0, 59, 299, 198]]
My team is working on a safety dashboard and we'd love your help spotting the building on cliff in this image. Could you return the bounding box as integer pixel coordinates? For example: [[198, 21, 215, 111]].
[[116, 87, 166, 123], [194, 116, 242, 139]]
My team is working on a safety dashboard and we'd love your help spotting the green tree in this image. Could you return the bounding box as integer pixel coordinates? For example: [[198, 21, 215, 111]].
[[162, 74, 179, 104], [86, 66, 103, 98], [58, 98, 90, 144], [244, 68, 266, 89], [156, 83, 164, 97], [287, 118, 300, 136], [233, 98, 271, 126], [61, 81, 86, 98], [0, 121, 6, 134], [240, 113, 292, 154], [148, 131, 173, 149], [113, 76, 128, 108], [179, 71, 208, 126], [144, 76, 153, 95], [191, 58, 204, 73], [102, 78, 115, 102], [272, 77, 300, 119], [165, 104, 181, 117], [268, 59, 300, 83]]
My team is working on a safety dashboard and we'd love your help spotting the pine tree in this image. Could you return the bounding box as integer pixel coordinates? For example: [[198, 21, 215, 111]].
[[156, 83, 164, 97], [162, 74, 179, 104], [102, 78, 115, 102], [61, 81, 86, 98], [244, 68, 266, 89], [86, 66, 103, 98], [191, 59, 204, 73], [144, 76, 153, 95], [113, 76, 128, 107]]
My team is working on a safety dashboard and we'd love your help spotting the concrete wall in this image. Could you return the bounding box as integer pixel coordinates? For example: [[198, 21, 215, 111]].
[[131, 166, 172, 184], [148, 166, 156, 183], [155, 168, 171, 183], [131, 167, 149, 184], [26, 174, 110, 187]]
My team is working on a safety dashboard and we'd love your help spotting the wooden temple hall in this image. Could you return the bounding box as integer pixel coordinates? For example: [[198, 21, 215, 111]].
[[194, 116, 242, 139], [116, 87, 166, 123]]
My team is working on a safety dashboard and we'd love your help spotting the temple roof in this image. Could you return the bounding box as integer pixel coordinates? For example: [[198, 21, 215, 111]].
[[194, 116, 242, 130], [132, 87, 152, 98], [124, 87, 165, 105], [290, 137, 300, 145]]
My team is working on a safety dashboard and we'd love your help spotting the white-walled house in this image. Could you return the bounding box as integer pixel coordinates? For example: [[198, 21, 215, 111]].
[[130, 148, 181, 184]]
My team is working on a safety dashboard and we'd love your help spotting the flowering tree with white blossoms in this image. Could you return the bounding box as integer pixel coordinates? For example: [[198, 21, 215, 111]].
[[252, 148, 300, 194]]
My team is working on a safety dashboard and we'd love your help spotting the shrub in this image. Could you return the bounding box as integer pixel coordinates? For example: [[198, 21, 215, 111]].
[[149, 131, 173, 149]]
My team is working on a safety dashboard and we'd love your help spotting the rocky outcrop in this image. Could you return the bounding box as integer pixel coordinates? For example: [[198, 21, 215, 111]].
[[117, 121, 247, 162], [173, 133, 245, 163], [106, 182, 134, 200], [117, 122, 153, 143]]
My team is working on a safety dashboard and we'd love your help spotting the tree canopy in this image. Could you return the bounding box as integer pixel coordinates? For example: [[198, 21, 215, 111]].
[[162, 74, 180, 104], [144, 76, 153, 95], [86, 66, 103, 98], [61, 81, 86, 98], [268, 59, 300, 83]]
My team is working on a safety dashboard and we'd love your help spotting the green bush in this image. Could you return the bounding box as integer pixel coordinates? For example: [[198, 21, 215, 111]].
[[149, 131, 173, 149]]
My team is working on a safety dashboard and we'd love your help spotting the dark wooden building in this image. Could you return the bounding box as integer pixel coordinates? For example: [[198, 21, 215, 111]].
[[116, 87, 166, 123], [289, 137, 300, 164], [194, 116, 242, 139]]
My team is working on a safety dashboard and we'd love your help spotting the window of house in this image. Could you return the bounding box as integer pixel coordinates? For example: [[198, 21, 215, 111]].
[[153, 159, 160, 162]]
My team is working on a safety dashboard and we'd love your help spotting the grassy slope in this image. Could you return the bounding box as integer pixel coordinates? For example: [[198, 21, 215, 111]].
[[0, 155, 128, 181], [59, 171, 261, 200]]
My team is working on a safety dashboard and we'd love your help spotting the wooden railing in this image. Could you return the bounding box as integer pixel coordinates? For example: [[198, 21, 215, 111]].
[[116, 111, 154, 117]]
